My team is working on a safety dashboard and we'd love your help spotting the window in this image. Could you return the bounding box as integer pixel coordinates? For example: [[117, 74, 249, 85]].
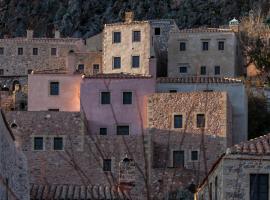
[[173, 150, 184, 168], [77, 64, 84, 73], [179, 66, 187, 74], [51, 48, 57, 56], [93, 64, 100, 74], [48, 109, 59, 111], [100, 128, 107, 135], [250, 174, 269, 200], [33, 48, 38, 55], [123, 92, 132, 105], [18, 48, 23, 55], [33, 137, 43, 150], [113, 57, 121, 69], [53, 137, 63, 150], [174, 115, 183, 128], [132, 56, 140, 68], [202, 41, 209, 51], [215, 66, 220, 75], [103, 159, 112, 171], [197, 114, 205, 128], [180, 42, 186, 51], [101, 92, 110, 104], [169, 90, 177, 93], [218, 41, 224, 50], [50, 82, 59, 96], [155, 27, 161, 35], [214, 176, 218, 200], [210, 182, 213, 200], [27, 69, 33, 74], [117, 125, 129, 135], [0, 47, 4, 55], [113, 32, 121, 43], [0, 69, 4, 75], [191, 151, 198, 161], [133, 31, 141, 42], [200, 66, 206, 75]]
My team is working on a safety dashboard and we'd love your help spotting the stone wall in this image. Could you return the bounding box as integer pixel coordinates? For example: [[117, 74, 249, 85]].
[[147, 92, 232, 196], [0, 37, 85, 76], [168, 29, 238, 77], [0, 111, 29, 200]]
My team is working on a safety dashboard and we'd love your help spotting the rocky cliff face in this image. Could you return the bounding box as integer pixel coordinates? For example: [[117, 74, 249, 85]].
[[0, 0, 268, 38]]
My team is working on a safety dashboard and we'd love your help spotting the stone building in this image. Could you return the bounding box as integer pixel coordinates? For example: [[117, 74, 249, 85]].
[[0, 110, 29, 200], [0, 30, 87, 76], [156, 77, 247, 144], [196, 133, 270, 200], [28, 69, 81, 111], [102, 12, 177, 77], [168, 26, 241, 77], [147, 91, 232, 198]]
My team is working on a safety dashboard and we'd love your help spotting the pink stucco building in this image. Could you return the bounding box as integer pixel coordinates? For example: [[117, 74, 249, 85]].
[[80, 73, 156, 135], [28, 69, 81, 111]]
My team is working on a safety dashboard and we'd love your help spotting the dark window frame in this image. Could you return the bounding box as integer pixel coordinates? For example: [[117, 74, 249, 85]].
[[250, 174, 269, 200], [132, 31, 141, 42], [113, 57, 121, 69], [155, 27, 161, 35], [0, 69, 4, 75], [0, 47, 4, 55], [179, 66, 188, 73], [218, 41, 225, 50], [174, 114, 183, 129], [180, 42, 186, 51], [51, 48, 57, 56], [214, 66, 221, 75], [173, 150, 185, 168], [101, 91, 110, 105], [33, 137, 44, 150], [49, 81, 59, 96], [33, 48, 38, 55], [191, 150, 198, 161], [117, 125, 130, 135], [53, 137, 63, 150], [132, 55, 140, 68], [100, 128, 107, 135], [103, 159, 112, 172], [197, 114, 206, 128], [18, 47, 23, 55], [113, 32, 121, 43], [123, 91, 132, 105], [202, 41, 209, 51], [200, 66, 207, 75]]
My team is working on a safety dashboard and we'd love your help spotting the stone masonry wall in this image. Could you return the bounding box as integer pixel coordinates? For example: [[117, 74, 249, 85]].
[[0, 111, 29, 200]]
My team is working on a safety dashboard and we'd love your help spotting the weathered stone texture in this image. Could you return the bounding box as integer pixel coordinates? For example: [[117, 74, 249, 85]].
[[0, 111, 29, 200]]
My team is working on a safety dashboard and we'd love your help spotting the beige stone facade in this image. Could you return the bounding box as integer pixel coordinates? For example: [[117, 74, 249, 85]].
[[0, 32, 86, 76], [168, 28, 239, 77]]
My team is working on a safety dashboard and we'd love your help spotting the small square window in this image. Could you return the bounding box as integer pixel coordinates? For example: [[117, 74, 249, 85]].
[[169, 90, 177, 93], [100, 128, 107, 135], [174, 115, 183, 128], [117, 125, 129, 135], [50, 82, 59, 95], [191, 151, 198, 161], [53, 137, 63, 150], [214, 66, 220, 75], [18, 48, 23, 55], [123, 92, 132, 104], [101, 92, 110, 104], [132, 56, 140, 68], [34, 137, 43, 150], [51, 48, 57, 56], [0, 47, 4, 55], [155, 27, 161, 35], [197, 114, 205, 128], [179, 66, 187, 74], [113, 57, 121, 69], [202, 42, 209, 51], [200, 66, 206, 75], [113, 32, 121, 43], [103, 159, 112, 171], [133, 31, 141, 42], [0, 69, 4, 75], [180, 42, 186, 51], [33, 48, 38, 55], [218, 41, 224, 50], [77, 64, 84, 73]]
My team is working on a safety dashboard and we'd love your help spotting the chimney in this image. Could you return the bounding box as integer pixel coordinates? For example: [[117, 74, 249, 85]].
[[27, 30, 33, 39], [54, 29, 61, 39], [124, 12, 134, 23]]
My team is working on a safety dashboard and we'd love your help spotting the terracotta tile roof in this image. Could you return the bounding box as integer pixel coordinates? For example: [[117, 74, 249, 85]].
[[30, 184, 130, 200], [157, 76, 243, 84], [171, 27, 234, 34], [84, 73, 152, 79], [32, 68, 68, 75], [230, 133, 270, 155]]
